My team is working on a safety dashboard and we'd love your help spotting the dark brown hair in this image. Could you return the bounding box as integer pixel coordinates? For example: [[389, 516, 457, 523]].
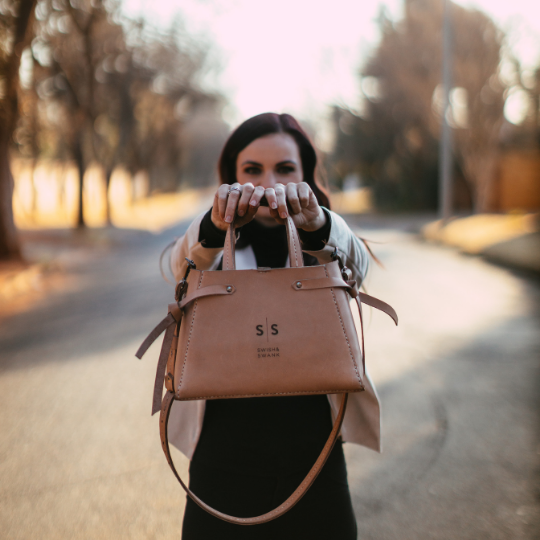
[[218, 113, 330, 209]]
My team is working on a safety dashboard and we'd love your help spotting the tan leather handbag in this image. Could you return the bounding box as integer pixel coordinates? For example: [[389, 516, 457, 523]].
[[136, 217, 397, 525]]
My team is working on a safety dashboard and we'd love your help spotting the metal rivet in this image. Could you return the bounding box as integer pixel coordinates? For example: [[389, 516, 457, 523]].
[[296, 281, 302, 288], [226, 285, 233, 292]]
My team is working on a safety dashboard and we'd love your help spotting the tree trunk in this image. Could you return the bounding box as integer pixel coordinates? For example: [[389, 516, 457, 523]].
[[104, 167, 114, 226], [0, 0, 38, 260], [74, 138, 86, 229], [0, 131, 22, 261]]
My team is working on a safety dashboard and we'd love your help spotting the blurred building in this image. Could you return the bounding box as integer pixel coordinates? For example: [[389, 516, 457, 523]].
[[488, 124, 540, 212]]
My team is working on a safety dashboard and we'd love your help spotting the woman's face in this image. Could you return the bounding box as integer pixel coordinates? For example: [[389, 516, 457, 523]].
[[235, 132, 303, 223]]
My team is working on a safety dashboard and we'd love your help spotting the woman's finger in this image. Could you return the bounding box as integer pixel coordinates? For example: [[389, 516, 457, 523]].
[[264, 188, 278, 210], [274, 184, 288, 218], [298, 182, 311, 208], [216, 184, 230, 220], [286, 182, 302, 214], [237, 183, 254, 217], [249, 185, 266, 208], [224, 183, 242, 223]]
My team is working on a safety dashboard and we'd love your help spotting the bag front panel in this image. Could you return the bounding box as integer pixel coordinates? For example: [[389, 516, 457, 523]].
[[175, 262, 364, 400]]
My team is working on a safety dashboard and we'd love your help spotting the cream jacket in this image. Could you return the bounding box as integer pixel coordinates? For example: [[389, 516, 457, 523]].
[[168, 210, 382, 459]]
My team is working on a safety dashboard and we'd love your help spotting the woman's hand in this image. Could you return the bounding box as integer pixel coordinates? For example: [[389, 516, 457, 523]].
[[265, 182, 326, 232], [211, 181, 326, 232], [211, 182, 266, 231]]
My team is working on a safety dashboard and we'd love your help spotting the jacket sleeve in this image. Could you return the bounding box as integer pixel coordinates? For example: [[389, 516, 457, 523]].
[[170, 211, 224, 281], [302, 209, 369, 287]]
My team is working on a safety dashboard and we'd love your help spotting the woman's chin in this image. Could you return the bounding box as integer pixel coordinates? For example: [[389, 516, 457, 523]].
[[254, 208, 280, 227]]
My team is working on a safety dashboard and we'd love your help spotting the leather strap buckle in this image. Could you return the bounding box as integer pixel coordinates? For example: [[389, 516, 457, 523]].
[[165, 372, 174, 392], [331, 248, 353, 281], [175, 258, 197, 301]]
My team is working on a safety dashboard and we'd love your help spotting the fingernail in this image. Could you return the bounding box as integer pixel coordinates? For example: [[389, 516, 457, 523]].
[[238, 209, 244, 216], [250, 200, 257, 206], [280, 212, 287, 219], [271, 203, 277, 209], [225, 215, 232, 223]]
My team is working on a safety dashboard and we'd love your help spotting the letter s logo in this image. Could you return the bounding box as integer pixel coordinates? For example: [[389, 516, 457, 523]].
[[256, 325, 264, 336], [271, 324, 279, 335]]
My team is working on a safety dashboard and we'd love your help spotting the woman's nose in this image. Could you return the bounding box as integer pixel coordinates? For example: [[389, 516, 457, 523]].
[[259, 172, 276, 189]]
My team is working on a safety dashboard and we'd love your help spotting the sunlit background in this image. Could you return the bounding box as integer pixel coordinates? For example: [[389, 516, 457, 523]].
[[1, 1, 540, 538], [1, 0, 538, 236], [123, 0, 540, 131], [2, 0, 538, 238], [123, 0, 406, 137]]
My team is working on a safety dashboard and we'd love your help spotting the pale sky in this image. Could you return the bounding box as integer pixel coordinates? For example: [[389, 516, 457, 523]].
[[122, 0, 540, 135]]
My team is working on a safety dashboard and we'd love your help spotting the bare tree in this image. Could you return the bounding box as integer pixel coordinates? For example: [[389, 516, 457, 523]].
[[329, 0, 506, 212], [451, 6, 505, 212], [0, 0, 37, 260], [32, 0, 112, 228], [31, 2, 217, 225]]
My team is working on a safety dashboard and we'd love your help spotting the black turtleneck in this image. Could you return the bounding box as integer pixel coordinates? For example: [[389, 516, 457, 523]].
[[198, 208, 332, 268]]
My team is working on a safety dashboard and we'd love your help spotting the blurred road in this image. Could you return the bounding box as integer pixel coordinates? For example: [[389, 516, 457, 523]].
[[1, 215, 539, 539]]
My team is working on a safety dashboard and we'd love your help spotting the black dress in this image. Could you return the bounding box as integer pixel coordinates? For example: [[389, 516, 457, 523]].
[[181, 212, 358, 539]]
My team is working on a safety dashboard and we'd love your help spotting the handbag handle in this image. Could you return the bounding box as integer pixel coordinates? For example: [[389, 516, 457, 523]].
[[223, 215, 304, 270], [159, 392, 348, 525]]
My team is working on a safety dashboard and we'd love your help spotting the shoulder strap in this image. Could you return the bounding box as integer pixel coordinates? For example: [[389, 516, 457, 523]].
[[159, 391, 348, 525]]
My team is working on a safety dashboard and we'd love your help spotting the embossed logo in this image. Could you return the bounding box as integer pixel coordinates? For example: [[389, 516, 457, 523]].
[[256, 318, 278, 341]]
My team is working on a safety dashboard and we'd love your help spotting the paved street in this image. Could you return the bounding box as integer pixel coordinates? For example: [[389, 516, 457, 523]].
[[1, 215, 539, 539]]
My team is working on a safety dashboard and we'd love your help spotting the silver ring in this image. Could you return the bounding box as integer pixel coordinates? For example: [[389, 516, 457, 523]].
[[228, 186, 241, 194]]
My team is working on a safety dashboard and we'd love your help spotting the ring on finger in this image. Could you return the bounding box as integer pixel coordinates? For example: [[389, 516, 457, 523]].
[[228, 186, 241, 194]]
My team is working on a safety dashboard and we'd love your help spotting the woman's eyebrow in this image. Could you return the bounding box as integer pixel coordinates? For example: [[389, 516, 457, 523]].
[[276, 160, 297, 166], [241, 160, 262, 166]]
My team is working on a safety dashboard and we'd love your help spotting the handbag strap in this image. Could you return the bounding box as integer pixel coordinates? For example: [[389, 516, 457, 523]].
[[223, 216, 303, 270], [159, 391, 348, 525], [284, 216, 304, 268]]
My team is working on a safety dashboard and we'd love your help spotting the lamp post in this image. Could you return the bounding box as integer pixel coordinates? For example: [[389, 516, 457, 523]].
[[439, 0, 453, 224]]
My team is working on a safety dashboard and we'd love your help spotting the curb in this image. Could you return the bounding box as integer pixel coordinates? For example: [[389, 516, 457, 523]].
[[422, 213, 540, 274]]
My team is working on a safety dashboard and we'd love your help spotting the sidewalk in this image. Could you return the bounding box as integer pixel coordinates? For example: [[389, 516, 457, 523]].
[[0, 228, 149, 316], [422, 213, 540, 274]]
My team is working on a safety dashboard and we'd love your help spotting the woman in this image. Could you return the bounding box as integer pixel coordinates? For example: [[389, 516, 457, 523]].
[[168, 113, 381, 539]]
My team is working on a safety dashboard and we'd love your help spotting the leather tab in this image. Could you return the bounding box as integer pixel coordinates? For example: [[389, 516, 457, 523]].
[[346, 280, 358, 298], [135, 313, 176, 359], [359, 292, 398, 325], [151, 323, 176, 415], [168, 303, 182, 322], [178, 284, 235, 309], [292, 277, 350, 291]]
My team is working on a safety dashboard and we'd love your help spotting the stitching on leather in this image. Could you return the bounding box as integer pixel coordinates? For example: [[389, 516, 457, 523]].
[[324, 266, 361, 384], [176, 388, 359, 400], [224, 229, 230, 269], [289, 219, 299, 267], [177, 271, 204, 393]]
